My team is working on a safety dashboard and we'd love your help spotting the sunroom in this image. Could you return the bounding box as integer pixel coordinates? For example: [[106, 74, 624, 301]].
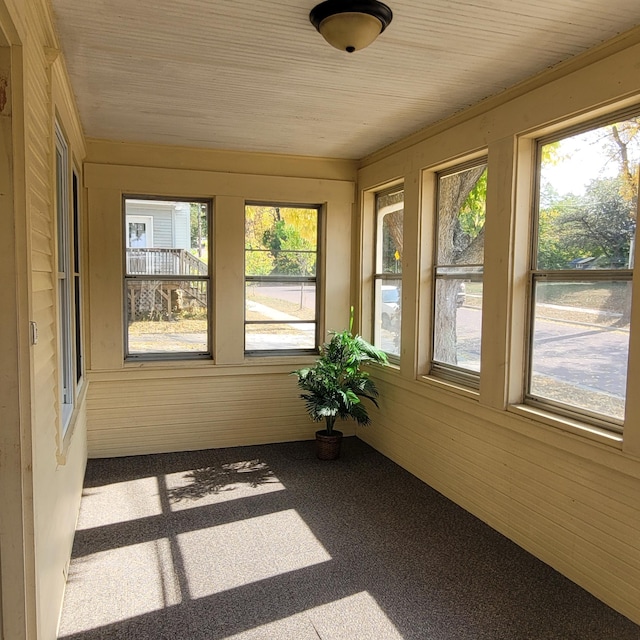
[[1, 0, 640, 638]]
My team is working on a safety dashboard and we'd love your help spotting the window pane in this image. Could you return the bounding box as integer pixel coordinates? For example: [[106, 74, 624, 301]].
[[124, 200, 209, 276], [245, 205, 319, 353], [433, 162, 486, 378], [537, 117, 639, 270], [73, 173, 83, 381], [374, 279, 401, 357], [437, 165, 487, 265], [246, 282, 316, 322], [529, 279, 631, 421], [433, 279, 482, 371], [56, 127, 74, 430], [126, 280, 208, 355], [245, 206, 318, 277], [245, 323, 316, 352], [376, 190, 404, 274]]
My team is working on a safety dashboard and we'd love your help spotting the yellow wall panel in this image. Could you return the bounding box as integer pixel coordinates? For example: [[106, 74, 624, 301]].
[[0, 1, 89, 638]]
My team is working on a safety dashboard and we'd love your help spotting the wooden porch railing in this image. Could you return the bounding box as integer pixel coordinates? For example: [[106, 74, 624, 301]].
[[126, 248, 208, 276], [126, 249, 209, 318]]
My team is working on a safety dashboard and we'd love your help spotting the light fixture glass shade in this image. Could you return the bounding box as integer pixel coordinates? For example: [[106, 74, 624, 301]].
[[318, 12, 383, 52]]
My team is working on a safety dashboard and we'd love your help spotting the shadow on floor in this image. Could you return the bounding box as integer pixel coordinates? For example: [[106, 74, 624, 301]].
[[58, 438, 640, 640]]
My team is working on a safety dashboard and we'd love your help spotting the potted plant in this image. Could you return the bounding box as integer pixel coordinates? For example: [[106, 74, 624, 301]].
[[292, 315, 388, 460]]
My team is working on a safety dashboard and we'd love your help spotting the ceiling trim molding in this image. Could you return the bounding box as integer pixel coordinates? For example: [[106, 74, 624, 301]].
[[86, 139, 358, 182]]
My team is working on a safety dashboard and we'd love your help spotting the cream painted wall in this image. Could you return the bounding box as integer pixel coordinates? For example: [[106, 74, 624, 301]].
[[0, 1, 88, 639], [84, 145, 357, 457], [0, 31, 35, 640], [357, 28, 640, 624]]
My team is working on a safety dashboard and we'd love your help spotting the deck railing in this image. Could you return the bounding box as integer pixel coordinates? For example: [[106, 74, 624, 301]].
[[126, 248, 208, 276]]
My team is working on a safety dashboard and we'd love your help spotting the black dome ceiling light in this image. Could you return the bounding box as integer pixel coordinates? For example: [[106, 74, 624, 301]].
[[309, 0, 393, 53]]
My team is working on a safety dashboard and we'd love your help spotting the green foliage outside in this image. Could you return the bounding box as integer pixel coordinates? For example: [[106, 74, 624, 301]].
[[538, 177, 634, 270], [537, 116, 639, 271], [245, 205, 317, 276], [262, 219, 315, 275], [190, 203, 208, 261], [458, 168, 487, 239]]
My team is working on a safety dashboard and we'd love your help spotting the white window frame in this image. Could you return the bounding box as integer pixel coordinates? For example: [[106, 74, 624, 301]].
[[72, 169, 83, 385], [373, 185, 404, 362], [55, 124, 74, 432]]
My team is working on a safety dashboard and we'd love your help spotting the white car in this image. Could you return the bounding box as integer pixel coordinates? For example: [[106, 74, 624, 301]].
[[381, 285, 400, 330]]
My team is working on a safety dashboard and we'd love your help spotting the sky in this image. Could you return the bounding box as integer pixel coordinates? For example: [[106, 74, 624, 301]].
[[541, 123, 639, 198]]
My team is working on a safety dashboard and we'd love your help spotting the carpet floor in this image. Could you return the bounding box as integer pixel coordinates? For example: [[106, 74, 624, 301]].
[[58, 438, 640, 639]]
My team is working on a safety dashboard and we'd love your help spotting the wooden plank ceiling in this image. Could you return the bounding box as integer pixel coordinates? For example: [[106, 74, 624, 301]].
[[50, 0, 640, 159]]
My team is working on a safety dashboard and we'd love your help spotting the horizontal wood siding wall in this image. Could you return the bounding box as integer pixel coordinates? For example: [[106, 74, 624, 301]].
[[87, 370, 348, 458], [359, 376, 640, 623], [151, 211, 172, 247], [15, 1, 89, 638], [26, 23, 54, 426]]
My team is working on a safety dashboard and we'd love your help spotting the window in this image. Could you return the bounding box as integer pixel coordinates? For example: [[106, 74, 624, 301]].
[[72, 171, 83, 382], [123, 197, 211, 359], [432, 160, 487, 385], [528, 113, 638, 427], [244, 204, 319, 354], [55, 125, 74, 431], [373, 186, 403, 359]]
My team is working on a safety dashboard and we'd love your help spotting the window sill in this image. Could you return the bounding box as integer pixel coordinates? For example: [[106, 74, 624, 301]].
[[56, 380, 89, 465], [97, 356, 321, 380], [124, 357, 214, 368], [418, 374, 481, 401], [508, 404, 623, 449]]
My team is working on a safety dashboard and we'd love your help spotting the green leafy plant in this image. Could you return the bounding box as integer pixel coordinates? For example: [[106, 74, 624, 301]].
[[292, 313, 388, 435]]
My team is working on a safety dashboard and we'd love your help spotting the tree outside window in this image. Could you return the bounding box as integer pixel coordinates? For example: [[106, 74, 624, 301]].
[[432, 161, 487, 384]]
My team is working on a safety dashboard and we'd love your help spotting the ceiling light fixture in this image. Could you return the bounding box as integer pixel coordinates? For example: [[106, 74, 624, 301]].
[[309, 0, 393, 53]]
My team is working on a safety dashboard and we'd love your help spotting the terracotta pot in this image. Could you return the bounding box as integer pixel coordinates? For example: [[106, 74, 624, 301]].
[[315, 429, 343, 460]]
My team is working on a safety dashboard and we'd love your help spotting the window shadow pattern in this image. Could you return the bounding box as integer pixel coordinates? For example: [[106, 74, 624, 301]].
[[58, 439, 640, 640]]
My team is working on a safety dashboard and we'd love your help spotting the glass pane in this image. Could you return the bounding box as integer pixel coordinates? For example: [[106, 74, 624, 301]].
[[537, 116, 639, 270], [245, 323, 316, 351], [126, 280, 209, 355], [124, 199, 209, 276], [245, 205, 318, 277], [376, 189, 404, 274], [373, 279, 401, 357], [433, 278, 482, 371], [246, 282, 316, 322], [529, 280, 631, 421], [437, 165, 487, 266]]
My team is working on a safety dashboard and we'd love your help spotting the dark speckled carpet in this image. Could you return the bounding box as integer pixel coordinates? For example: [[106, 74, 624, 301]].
[[58, 438, 640, 639]]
